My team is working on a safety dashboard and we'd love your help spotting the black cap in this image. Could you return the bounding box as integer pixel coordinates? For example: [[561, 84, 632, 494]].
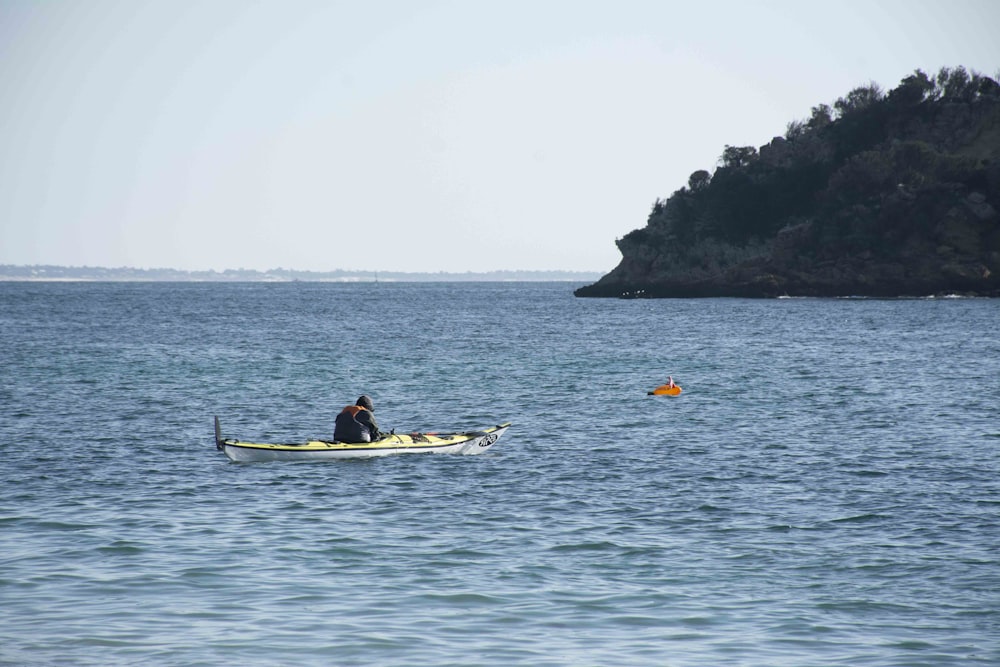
[[356, 395, 374, 411]]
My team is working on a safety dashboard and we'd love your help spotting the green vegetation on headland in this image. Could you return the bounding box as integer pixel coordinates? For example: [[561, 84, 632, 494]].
[[0, 265, 602, 283], [576, 67, 1000, 298]]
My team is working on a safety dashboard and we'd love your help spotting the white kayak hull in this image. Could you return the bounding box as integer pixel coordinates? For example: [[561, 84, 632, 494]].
[[216, 419, 511, 463]]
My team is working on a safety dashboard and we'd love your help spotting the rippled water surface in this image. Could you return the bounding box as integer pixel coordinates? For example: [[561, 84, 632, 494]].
[[1, 282, 998, 666]]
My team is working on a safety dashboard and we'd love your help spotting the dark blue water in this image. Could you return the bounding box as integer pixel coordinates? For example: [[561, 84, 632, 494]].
[[2, 282, 998, 666]]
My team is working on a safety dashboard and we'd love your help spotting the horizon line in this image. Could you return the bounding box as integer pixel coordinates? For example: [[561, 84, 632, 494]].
[[1, 263, 604, 273], [0, 263, 606, 282]]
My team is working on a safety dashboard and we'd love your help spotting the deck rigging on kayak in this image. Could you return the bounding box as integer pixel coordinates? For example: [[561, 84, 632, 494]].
[[214, 416, 511, 462]]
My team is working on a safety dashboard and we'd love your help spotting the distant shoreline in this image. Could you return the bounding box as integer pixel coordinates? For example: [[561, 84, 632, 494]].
[[0, 265, 604, 283]]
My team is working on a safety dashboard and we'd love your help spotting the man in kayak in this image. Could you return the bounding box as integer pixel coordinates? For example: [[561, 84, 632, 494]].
[[334, 395, 383, 443]]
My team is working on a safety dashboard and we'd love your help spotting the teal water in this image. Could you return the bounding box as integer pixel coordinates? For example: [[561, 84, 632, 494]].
[[1, 282, 998, 666]]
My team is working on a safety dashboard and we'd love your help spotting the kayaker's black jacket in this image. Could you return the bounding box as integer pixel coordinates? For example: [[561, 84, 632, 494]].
[[334, 405, 382, 443]]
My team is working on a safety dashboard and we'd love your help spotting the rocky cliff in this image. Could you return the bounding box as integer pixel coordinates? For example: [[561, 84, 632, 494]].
[[576, 67, 1000, 298]]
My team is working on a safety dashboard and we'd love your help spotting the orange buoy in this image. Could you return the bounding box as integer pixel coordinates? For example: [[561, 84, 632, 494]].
[[648, 376, 682, 396]]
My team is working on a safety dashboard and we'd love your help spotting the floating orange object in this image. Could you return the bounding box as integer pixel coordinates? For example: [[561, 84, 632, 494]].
[[648, 384, 682, 396]]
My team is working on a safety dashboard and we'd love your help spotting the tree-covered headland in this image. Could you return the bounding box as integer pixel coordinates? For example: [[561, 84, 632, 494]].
[[576, 67, 1000, 297]]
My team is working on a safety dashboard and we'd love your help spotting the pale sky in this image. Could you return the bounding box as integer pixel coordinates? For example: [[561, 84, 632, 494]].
[[1, 1, 998, 273]]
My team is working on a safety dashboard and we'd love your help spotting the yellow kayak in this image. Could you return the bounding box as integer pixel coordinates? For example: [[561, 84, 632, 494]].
[[215, 417, 511, 462]]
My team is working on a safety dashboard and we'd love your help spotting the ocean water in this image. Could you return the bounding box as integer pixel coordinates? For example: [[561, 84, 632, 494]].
[[1, 281, 998, 666]]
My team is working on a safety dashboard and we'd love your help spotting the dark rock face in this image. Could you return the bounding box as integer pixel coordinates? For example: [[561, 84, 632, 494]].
[[576, 68, 1000, 299], [576, 242, 1000, 298]]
